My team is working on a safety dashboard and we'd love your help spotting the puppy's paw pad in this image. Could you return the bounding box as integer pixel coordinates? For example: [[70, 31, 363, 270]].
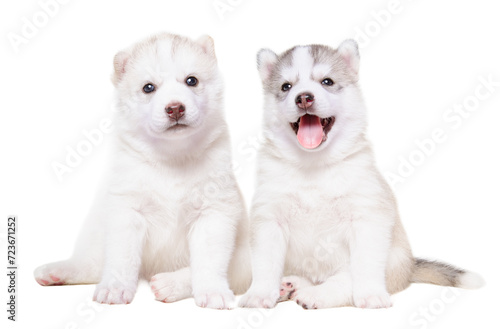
[[278, 282, 296, 301], [277, 275, 311, 302], [354, 293, 392, 309], [36, 278, 50, 286], [34, 264, 69, 286]]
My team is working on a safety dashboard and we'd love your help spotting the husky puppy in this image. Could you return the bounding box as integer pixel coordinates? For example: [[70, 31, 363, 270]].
[[34, 33, 250, 309], [239, 40, 483, 309]]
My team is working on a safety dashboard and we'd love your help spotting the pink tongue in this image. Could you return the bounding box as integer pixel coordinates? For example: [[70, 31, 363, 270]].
[[297, 114, 323, 149]]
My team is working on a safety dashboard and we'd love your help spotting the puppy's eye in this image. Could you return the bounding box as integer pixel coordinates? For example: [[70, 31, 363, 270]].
[[186, 76, 198, 87], [143, 83, 155, 93], [321, 78, 334, 86], [281, 83, 292, 92]]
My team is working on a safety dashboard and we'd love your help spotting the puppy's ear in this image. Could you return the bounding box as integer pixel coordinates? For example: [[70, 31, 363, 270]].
[[337, 39, 360, 76], [196, 35, 216, 57], [112, 51, 130, 87], [257, 48, 278, 81]]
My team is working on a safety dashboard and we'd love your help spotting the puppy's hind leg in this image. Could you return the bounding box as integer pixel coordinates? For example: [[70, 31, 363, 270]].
[[150, 267, 192, 303], [34, 257, 101, 286], [277, 275, 313, 302], [34, 220, 103, 286], [291, 270, 353, 309]]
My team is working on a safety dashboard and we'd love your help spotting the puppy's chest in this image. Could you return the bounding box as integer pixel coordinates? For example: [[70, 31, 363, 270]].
[[275, 172, 352, 239], [282, 178, 353, 227], [134, 178, 199, 226], [281, 181, 354, 280], [135, 178, 198, 269]]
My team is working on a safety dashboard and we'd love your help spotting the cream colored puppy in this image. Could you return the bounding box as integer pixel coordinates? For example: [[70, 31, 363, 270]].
[[239, 40, 483, 309], [34, 33, 250, 309]]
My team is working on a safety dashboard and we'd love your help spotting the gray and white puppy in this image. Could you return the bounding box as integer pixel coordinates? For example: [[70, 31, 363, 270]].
[[239, 40, 484, 309]]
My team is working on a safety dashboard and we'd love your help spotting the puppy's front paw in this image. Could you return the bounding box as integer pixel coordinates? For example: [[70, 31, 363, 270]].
[[194, 289, 235, 310], [353, 291, 392, 309], [238, 288, 279, 308], [93, 279, 137, 305]]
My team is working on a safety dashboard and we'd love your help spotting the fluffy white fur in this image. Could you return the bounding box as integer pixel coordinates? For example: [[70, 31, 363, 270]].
[[34, 33, 250, 309], [239, 40, 482, 309]]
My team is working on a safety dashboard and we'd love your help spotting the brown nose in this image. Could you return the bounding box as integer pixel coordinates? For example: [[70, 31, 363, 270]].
[[295, 93, 314, 110], [166, 102, 185, 121]]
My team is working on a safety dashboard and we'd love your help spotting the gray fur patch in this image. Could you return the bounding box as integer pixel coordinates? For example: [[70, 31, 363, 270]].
[[413, 258, 465, 287], [262, 43, 359, 100]]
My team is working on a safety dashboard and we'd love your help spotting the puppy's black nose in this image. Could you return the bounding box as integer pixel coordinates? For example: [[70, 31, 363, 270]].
[[295, 93, 314, 110], [166, 102, 185, 121]]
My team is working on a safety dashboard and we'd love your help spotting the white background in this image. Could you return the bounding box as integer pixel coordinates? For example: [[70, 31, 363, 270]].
[[1, 0, 499, 328]]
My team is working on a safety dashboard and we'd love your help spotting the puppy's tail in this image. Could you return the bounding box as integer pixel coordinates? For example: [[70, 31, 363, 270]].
[[411, 258, 485, 289]]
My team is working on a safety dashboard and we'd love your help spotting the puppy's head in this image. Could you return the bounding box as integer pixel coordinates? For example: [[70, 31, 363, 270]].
[[112, 33, 223, 142], [257, 40, 367, 155]]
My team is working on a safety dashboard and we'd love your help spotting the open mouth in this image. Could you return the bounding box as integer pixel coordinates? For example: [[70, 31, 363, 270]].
[[290, 114, 335, 149]]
